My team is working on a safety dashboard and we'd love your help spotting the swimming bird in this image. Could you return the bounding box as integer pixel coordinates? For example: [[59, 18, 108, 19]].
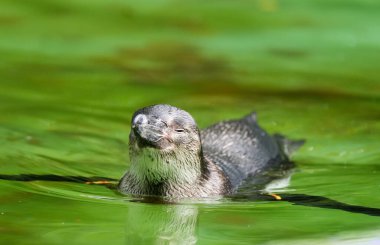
[[118, 104, 304, 198]]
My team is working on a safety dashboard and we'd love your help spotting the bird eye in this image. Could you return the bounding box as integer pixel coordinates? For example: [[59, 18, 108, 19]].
[[175, 129, 185, 133]]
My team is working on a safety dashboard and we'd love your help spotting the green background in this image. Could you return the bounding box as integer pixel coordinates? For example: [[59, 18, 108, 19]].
[[0, 0, 379, 244]]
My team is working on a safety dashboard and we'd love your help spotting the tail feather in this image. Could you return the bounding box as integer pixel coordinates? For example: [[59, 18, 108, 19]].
[[274, 134, 305, 157]]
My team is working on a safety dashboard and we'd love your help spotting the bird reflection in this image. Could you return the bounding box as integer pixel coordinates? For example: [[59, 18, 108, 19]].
[[1, 173, 380, 219], [125, 200, 198, 245]]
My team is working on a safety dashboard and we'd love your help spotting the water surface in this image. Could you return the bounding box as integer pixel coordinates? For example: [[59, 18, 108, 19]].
[[1, 0, 380, 244]]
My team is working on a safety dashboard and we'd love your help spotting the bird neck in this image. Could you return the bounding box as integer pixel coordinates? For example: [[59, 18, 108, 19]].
[[129, 148, 204, 189]]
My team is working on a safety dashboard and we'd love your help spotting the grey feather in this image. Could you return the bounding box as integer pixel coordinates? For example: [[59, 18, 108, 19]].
[[118, 105, 305, 198], [201, 112, 303, 190]]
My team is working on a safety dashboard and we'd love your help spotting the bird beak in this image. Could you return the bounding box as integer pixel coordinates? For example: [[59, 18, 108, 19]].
[[132, 114, 167, 148]]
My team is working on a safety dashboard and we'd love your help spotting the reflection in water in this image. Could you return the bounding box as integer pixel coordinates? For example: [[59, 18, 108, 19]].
[[0, 174, 117, 184], [265, 229, 380, 245], [125, 202, 198, 245], [1, 173, 380, 218]]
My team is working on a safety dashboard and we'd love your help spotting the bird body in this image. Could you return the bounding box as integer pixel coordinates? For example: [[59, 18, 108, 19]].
[[118, 104, 303, 198]]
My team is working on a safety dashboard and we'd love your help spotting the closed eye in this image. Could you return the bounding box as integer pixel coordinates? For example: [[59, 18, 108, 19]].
[[175, 129, 185, 132]]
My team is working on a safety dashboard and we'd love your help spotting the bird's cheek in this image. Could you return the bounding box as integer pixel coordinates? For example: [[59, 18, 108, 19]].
[[161, 131, 172, 142], [129, 132, 137, 145], [174, 136, 194, 146], [164, 133, 181, 146]]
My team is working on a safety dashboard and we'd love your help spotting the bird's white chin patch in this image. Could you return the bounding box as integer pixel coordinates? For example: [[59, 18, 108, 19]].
[[156, 144, 176, 153], [130, 148, 201, 185]]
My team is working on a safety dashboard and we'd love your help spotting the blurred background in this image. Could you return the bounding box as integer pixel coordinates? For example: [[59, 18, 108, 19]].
[[0, 1, 379, 244]]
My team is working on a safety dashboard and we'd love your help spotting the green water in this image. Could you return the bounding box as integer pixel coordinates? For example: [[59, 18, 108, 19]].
[[1, 0, 380, 244]]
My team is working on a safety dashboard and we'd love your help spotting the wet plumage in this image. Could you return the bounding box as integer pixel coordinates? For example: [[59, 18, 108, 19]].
[[118, 104, 304, 198]]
